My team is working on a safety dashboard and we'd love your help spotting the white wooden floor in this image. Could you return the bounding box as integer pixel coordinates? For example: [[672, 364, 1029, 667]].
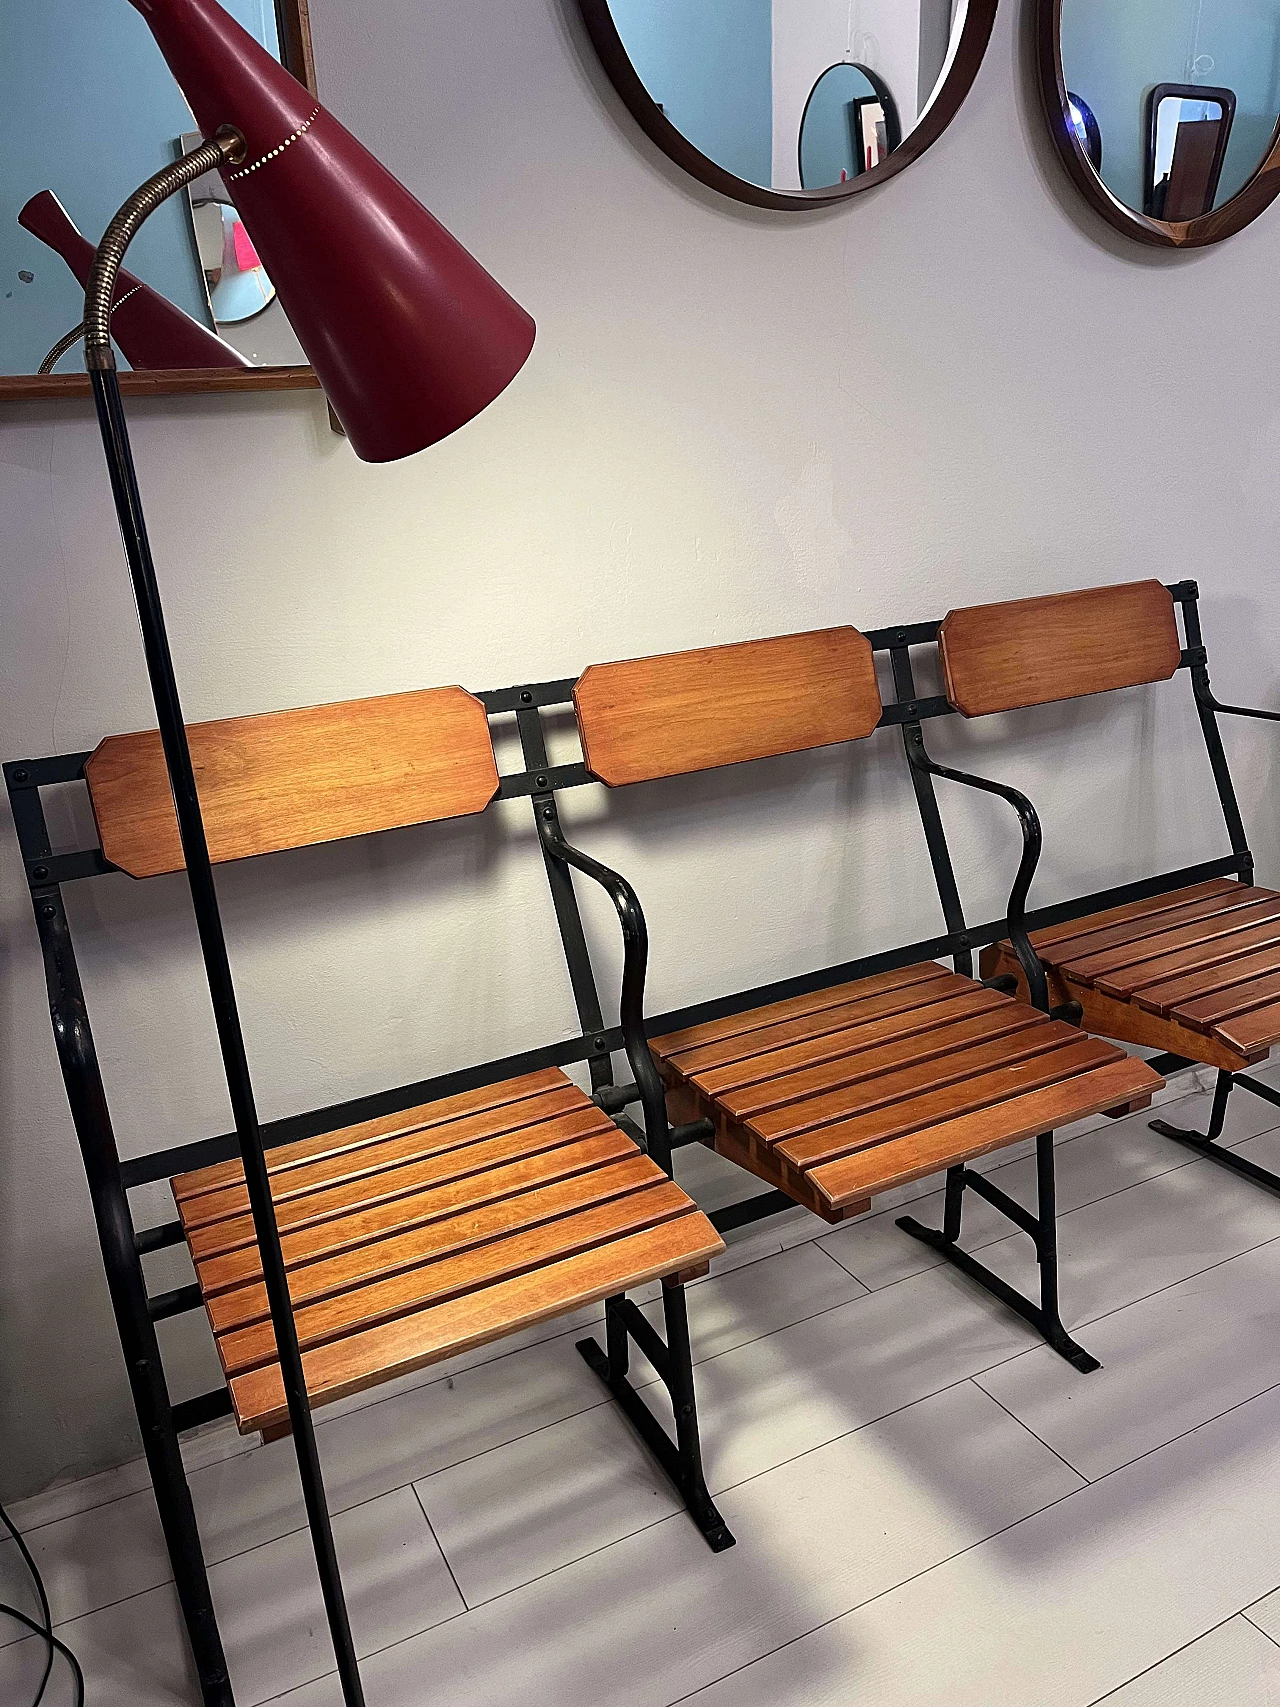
[[8, 1066, 1280, 1706]]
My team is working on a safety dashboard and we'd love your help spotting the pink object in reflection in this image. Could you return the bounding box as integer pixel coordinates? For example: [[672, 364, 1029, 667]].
[[231, 219, 261, 272]]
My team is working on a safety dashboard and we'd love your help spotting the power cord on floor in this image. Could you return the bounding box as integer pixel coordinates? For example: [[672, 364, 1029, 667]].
[[0, 1498, 84, 1706]]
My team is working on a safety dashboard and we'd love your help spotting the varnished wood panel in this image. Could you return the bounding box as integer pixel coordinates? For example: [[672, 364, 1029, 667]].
[[1028, 881, 1242, 953], [87, 686, 500, 878], [574, 628, 882, 788], [938, 582, 1182, 718], [809, 1058, 1160, 1209], [1059, 899, 1280, 985], [1174, 970, 1280, 1032], [1134, 947, 1280, 1017], [1094, 916, 1280, 1000], [228, 1215, 723, 1433], [1216, 1001, 1280, 1057], [1036, 886, 1266, 968]]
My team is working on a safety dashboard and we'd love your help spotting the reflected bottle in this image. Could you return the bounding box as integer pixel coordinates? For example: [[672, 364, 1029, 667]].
[[19, 190, 252, 370]]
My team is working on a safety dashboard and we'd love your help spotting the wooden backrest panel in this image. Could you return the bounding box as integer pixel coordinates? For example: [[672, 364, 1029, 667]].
[[573, 628, 882, 788], [938, 581, 1182, 718], [86, 687, 500, 878]]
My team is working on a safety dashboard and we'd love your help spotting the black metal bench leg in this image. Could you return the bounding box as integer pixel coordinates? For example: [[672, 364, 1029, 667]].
[[897, 1134, 1100, 1373], [1151, 1069, 1280, 1195], [577, 1284, 735, 1553]]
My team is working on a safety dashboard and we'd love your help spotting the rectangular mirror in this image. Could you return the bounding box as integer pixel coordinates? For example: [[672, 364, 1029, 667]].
[[0, 0, 321, 400]]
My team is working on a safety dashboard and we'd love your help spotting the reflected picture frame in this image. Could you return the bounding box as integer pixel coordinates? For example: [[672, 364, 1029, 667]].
[[796, 61, 902, 191], [1143, 83, 1236, 222]]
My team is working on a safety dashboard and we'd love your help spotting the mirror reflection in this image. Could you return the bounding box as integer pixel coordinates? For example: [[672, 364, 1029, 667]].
[[2, 0, 307, 379], [605, 0, 970, 192], [1060, 2, 1280, 221]]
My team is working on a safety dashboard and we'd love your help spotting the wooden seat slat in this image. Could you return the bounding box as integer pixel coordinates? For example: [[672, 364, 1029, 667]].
[[1173, 970, 1280, 1033], [215, 1178, 690, 1377], [716, 1004, 1050, 1122], [1026, 880, 1242, 954], [1094, 916, 1280, 999], [184, 1104, 615, 1263], [1036, 887, 1269, 969], [1057, 899, 1280, 984], [672, 976, 980, 1084], [773, 1036, 1116, 1171], [807, 1058, 1160, 1209], [173, 1068, 570, 1204], [745, 1018, 1077, 1147], [1133, 946, 1280, 1016], [648, 962, 951, 1060], [178, 1084, 595, 1230], [1214, 1000, 1280, 1057], [195, 1129, 640, 1298], [227, 1214, 723, 1434], [204, 1152, 661, 1336]]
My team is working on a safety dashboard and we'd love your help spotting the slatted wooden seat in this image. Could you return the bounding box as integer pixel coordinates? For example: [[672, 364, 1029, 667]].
[[981, 879, 1280, 1073], [651, 962, 1159, 1219], [574, 626, 1165, 1370], [171, 1066, 722, 1435], [938, 579, 1280, 1180], [77, 681, 729, 1556]]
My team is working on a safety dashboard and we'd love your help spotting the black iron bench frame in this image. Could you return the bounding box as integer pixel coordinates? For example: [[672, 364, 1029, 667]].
[[6, 596, 1231, 1706]]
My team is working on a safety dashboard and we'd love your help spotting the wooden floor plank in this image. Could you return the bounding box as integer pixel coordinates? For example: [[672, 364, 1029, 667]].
[[660, 973, 969, 1080], [716, 1005, 1050, 1122], [745, 1022, 1081, 1149], [228, 1214, 724, 1433], [171, 1068, 570, 1205], [1095, 918, 1280, 1000], [1174, 970, 1280, 1033], [178, 1085, 594, 1231], [184, 1105, 615, 1263], [192, 1129, 638, 1297], [1134, 945, 1280, 1017], [807, 1056, 1162, 1209], [687, 989, 1010, 1098], [1214, 1001, 1280, 1058], [214, 1179, 693, 1378], [1056, 899, 1280, 985], [1029, 881, 1241, 953], [202, 1152, 662, 1335], [648, 962, 950, 1060], [773, 1037, 1118, 1172], [1036, 887, 1270, 969]]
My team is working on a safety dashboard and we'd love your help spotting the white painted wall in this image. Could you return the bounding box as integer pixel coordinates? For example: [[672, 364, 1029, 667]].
[[2, 0, 1280, 1503], [773, 0, 927, 190]]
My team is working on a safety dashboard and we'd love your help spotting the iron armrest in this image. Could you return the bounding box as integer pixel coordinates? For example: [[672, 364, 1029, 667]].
[[536, 821, 673, 1171], [904, 730, 1052, 1013]]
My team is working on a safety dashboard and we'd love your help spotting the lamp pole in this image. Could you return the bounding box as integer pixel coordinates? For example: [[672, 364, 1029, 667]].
[[84, 135, 366, 1707]]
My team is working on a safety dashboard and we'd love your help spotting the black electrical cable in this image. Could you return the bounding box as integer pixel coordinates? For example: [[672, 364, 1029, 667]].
[[0, 1498, 84, 1706]]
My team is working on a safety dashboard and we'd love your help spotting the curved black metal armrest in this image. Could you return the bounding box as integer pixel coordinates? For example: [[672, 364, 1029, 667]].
[[538, 822, 673, 1171], [905, 737, 1051, 1012]]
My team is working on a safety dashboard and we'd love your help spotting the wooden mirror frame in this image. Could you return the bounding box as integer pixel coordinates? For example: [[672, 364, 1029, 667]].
[[1, 0, 322, 402], [1038, 0, 1280, 249], [577, 0, 1001, 211]]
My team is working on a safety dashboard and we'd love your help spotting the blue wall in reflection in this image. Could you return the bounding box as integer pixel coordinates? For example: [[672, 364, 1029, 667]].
[[610, 0, 773, 187], [2, 0, 280, 374]]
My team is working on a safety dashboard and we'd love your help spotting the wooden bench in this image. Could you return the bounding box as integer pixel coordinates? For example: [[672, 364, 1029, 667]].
[[936, 579, 1280, 1189], [573, 627, 1162, 1370]]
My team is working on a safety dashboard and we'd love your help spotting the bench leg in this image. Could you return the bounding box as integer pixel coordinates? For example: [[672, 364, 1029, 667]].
[[896, 1133, 1100, 1374], [1151, 1069, 1280, 1195], [577, 1283, 735, 1553]]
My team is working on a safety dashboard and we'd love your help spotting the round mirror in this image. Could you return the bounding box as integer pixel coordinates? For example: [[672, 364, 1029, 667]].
[[578, 0, 1000, 210], [1039, 1, 1280, 246]]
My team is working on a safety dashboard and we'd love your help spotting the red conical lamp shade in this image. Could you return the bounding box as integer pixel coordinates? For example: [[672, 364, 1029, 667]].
[[19, 190, 251, 371], [126, 0, 536, 462]]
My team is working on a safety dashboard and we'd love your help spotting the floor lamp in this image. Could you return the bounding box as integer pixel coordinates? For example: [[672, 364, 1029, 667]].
[[77, 3, 535, 1702]]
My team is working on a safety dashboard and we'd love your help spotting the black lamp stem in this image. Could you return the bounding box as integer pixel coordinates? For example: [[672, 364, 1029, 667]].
[[87, 363, 365, 1707]]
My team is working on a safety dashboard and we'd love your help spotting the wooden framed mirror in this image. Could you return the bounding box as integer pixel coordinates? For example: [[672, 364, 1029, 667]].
[[1038, 0, 1280, 248], [1, 0, 322, 400], [577, 0, 1000, 211]]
